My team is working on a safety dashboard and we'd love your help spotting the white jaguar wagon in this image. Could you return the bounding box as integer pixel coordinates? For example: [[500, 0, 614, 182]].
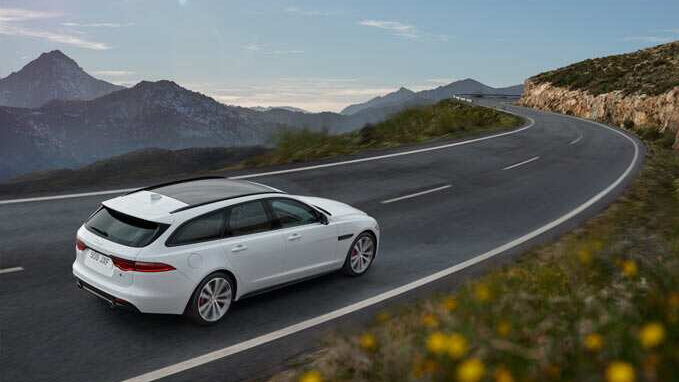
[[72, 177, 379, 324]]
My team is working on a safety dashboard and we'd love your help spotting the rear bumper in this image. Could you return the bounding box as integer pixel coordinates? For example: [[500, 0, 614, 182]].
[[75, 278, 140, 312], [72, 259, 194, 315]]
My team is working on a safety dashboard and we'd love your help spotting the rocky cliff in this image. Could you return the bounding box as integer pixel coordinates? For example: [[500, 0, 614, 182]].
[[519, 80, 679, 149]]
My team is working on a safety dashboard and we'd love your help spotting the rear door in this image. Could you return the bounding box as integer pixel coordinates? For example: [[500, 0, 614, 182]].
[[222, 200, 286, 292], [267, 198, 338, 281]]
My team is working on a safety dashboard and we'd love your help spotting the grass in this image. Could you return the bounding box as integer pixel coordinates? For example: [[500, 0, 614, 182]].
[[270, 129, 679, 382], [246, 100, 524, 167], [531, 40, 679, 96]]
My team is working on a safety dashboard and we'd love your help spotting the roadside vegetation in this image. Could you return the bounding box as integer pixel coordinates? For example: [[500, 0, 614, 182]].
[[270, 130, 679, 382], [246, 100, 523, 166], [532, 40, 679, 96]]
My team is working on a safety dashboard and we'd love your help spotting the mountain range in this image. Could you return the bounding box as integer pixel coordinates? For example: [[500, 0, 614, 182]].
[[0, 51, 522, 180], [340, 80, 523, 115]]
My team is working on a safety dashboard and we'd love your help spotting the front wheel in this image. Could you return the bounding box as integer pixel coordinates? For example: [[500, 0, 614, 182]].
[[186, 272, 234, 325], [342, 232, 376, 276]]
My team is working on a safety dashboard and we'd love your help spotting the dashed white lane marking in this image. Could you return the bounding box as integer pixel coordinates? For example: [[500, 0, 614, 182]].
[[570, 134, 583, 145], [122, 117, 640, 382], [502, 156, 540, 170], [381, 185, 452, 204], [0, 266, 24, 275]]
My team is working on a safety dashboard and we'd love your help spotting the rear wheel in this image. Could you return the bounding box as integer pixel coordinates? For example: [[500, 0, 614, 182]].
[[186, 272, 234, 325], [342, 232, 376, 276]]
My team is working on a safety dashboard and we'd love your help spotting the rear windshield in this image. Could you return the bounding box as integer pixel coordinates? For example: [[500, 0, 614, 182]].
[[86, 207, 167, 247]]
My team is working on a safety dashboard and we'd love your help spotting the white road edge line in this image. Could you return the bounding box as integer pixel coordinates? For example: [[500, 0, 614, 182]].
[[381, 185, 452, 204], [122, 118, 640, 382], [502, 156, 540, 170], [0, 266, 24, 275], [570, 134, 583, 145], [0, 111, 534, 206]]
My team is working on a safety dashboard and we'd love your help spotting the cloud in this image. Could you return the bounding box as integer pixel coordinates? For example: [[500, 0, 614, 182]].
[[198, 77, 417, 112], [0, 7, 110, 50], [61, 22, 133, 28], [359, 19, 448, 41], [244, 43, 262, 51], [178, 0, 189, 6], [243, 43, 303, 55], [359, 20, 417, 38], [284, 7, 333, 17], [93, 70, 136, 76], [622, 36, 673, 43], [426, 78, 457, 84]]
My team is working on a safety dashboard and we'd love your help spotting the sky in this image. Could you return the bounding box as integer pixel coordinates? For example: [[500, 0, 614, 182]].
[[0, 0, 677, 112]]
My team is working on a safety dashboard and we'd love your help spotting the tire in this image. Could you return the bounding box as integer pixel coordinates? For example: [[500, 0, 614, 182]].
[[342, 232, 376, 276], [186, 272, 234, 325]]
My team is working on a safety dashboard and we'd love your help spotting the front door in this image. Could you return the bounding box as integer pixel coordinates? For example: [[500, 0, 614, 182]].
[[267, 198, 338, 281]]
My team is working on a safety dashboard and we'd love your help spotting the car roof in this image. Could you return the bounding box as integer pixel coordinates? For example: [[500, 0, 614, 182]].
[[103, 177, 284, 221], [148, 177, 279, 205]]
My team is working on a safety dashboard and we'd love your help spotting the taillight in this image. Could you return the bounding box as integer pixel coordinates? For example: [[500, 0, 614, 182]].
[[76, 238, 87, 251], [111, 256, 135, 271], [111, 256, 175, 272]]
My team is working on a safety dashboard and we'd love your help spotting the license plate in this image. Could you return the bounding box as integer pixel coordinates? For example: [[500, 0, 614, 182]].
[[84, 249, 114, 277]]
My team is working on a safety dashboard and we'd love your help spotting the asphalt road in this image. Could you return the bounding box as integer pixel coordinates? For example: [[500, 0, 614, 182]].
[[0, 103, 643, 382]]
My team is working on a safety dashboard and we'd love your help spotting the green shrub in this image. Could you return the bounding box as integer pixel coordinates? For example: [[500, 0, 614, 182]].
[[250, 100, 524, 167]]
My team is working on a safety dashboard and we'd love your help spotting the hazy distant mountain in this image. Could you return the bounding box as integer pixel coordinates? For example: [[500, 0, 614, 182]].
[[0, 80, 277, 179], [0, 50, 124, 108], [341, 87, 415, 115], [250, 105, 309, 113], [417, 78, 523, 100], [341, 79, 523, 116]]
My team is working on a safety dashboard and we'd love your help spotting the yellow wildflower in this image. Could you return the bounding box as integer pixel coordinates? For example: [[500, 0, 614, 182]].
[[474, 284, 492, 302], [299, 370, 322, 382], [446, 333, 468, 359], [639, 322, 665, 349], [421, 313, 440, 328], [457, 358, 485, 382], [584, 333, 604, 352], [606, 361, 635, 382], [375, 311, 390, 323], [359, 333, 377, 351], [578, 248, 592, 265], [621, 260, 637, 277], [426, 332, 448, 354], [442, 295, 458, 311], [494, 367, 514, 382], [497, 320, 511, 337]]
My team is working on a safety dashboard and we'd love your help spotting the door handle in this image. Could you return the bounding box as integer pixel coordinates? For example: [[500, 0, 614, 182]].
[[287, 233, 302, 241], [231, 244, 248, 253]]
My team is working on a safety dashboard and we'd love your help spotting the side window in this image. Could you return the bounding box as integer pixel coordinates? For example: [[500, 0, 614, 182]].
[[168, 210, 225, 246], [227, 201, 273, 236], [270, 199, 319, 229]]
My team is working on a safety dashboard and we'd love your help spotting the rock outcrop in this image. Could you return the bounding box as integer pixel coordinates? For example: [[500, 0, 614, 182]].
[[519, 80, 679, 149]]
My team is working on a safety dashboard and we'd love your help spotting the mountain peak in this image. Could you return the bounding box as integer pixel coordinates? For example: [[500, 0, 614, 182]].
[[395, 87, 414, 94], [0, 51, 124, 108], [40, 50, 70, 60], [134, 80, 181, 90]]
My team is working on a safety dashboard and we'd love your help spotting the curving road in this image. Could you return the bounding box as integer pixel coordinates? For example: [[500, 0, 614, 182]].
[[0, 103, 642, 382]]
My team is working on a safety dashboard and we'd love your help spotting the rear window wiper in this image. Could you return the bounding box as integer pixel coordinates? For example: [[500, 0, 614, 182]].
[[89, 226, 109, 237]]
